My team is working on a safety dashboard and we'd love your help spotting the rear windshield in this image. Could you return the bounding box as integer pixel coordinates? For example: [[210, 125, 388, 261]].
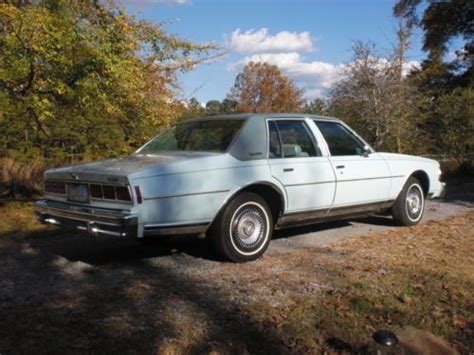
[[137, 119, 245, 154]]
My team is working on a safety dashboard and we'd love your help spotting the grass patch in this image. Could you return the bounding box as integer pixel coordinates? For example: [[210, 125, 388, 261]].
[[350, 297, 372, 313], [0, 201, 46, 237], [270, 213, 474, 352]]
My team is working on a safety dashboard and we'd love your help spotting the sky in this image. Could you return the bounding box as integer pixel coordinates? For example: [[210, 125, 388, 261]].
[[121, 0, 426, 104]]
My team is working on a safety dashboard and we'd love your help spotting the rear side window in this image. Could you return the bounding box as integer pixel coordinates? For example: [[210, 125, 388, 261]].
[[138, 119, 244, 154], [315, 121, 365, 156], [268, 120, 319, 158]]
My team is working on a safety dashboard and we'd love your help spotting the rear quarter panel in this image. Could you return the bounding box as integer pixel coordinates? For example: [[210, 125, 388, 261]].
[[129, 155, 284, 226]]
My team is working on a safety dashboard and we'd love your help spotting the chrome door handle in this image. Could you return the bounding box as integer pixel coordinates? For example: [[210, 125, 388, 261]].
[[283, 168, 294, 172], [336, 165, 345, 169]]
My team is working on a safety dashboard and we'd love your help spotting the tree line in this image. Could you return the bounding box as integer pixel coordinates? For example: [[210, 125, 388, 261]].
[[0, 0, 472, 186], [182, 0, 473, 165]]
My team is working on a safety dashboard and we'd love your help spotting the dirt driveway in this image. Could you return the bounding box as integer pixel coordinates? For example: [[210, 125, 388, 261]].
[[0, 183, 472, 354]]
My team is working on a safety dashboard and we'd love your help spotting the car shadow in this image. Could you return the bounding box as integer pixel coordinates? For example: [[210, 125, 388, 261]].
[[0, 234, 287, 354], [27, 232, 220, 266], [273, 214, 396, 239], [24, 213, 401, 266], [273, 219, 351, 239]]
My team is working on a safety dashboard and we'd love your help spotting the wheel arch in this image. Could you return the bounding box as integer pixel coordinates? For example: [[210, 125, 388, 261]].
[[393, 169, 431, 205], [410, 170, 430, 196], [210, 181, 286, 228]]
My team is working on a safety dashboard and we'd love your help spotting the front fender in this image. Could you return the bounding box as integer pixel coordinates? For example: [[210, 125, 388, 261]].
[[380, 153, 442, 200]]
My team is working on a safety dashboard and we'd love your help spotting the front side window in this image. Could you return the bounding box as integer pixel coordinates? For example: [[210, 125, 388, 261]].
[[315, 121, 365, 156], [138, 119, 244, 154], [268, 120, 319, 158]]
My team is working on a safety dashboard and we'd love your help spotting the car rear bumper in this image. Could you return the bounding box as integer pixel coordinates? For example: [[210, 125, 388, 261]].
[[34, 199, 138, 237], [429, 182, 446, 199]]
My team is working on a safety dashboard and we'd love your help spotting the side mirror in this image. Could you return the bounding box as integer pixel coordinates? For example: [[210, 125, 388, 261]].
[[361, 145, 371, 157]]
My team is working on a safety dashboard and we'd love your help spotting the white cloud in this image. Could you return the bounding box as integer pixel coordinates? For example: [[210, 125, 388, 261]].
[[226, 27, 420, 100], [230, 53, 422, 99], [403, 60, 420, 76], [228, 28, 314, 53], [230, 52, 344, 99]]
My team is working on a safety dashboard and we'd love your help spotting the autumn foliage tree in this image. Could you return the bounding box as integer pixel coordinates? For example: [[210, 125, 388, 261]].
[[0, 0, 216, 165], [229, 62, 304, 113]]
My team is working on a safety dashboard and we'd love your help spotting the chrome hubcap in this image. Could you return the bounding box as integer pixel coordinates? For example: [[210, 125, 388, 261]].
[[231, 204, 267, 249], [406, 184, 423, 219]]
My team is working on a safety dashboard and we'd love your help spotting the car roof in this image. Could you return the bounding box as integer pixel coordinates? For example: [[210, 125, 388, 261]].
[[180, 113, 341, 124]]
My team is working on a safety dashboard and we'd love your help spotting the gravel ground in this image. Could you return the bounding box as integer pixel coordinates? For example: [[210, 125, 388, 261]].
[[0, 182, 472, 354], [270, 182, 473, 254]]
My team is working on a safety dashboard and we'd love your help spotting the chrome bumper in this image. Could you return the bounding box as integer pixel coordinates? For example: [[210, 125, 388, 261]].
[[430, 182, 446, 199], [34, 200, 138, 237], [440, 182, 446, 198]]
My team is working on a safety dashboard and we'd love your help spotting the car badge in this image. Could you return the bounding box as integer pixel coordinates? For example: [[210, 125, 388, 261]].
[[71, 173, 79, 181]]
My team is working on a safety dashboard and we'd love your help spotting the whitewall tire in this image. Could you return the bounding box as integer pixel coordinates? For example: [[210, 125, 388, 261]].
[[210, 192, 273, 262]]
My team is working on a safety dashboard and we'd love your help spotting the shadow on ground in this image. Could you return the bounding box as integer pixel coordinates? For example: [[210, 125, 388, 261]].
[[0, 228, 289, 353]]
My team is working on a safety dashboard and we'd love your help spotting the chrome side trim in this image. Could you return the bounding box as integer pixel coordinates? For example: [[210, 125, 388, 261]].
[[285, 180, 334, 187], [328, 200, 394, 217], [337, 175, 404, 183], [275, 176, 405, 190], [277, 200, 395, 229], [144, 189, 230, 201], [144, 222, 210, 236], [145, 219, 212, 228]]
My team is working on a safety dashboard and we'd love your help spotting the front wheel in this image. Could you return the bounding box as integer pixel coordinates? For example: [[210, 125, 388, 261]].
[[210, 192, 273, 262], [392, 176, 425, 226]]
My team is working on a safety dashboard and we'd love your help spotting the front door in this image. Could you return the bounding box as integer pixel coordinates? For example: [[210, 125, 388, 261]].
[[314, 120, 391, 208], [267, 119, 336, 213]]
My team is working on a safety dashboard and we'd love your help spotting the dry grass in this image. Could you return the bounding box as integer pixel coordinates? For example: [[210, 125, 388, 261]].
[[268, 213, 474, 352], [0, 157, 46, 195], [0, 201, 46, 236], [197, 213, 474, 352]]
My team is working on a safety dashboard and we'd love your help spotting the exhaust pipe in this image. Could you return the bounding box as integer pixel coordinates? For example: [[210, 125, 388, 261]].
[[44, 217, 60, 225]]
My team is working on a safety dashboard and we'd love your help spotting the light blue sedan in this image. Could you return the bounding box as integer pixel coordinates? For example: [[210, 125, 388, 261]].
[[35, 114, 445, 261]]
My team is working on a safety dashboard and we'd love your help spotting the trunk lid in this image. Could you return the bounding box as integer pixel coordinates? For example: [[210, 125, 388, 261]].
[[43, 153, 216, 184]]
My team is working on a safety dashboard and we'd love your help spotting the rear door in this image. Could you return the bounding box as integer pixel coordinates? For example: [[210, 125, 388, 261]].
[[314, 120, 391, 208], [267, 119, 336, 213]]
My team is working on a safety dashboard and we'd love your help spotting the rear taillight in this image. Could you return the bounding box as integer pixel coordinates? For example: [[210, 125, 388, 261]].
[[44, 181, 66, 195], [115, 186, 131, 201], [102, 185, 116, 200], [89, 184, 131, 202], [90, 184, 103, 198], [134, 185, 143, 204]]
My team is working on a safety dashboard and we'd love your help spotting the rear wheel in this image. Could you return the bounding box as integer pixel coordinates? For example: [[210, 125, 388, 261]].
[[210, 192, 273, 262], [392, 176, 425, 226]]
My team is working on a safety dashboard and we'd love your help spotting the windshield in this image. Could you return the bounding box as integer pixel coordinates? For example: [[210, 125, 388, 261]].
[[137, 119, 245, 154]]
